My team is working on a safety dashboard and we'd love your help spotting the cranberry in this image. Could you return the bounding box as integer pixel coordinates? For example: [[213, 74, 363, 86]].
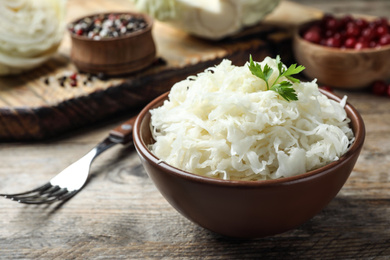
[[379, 34, 390, 46], [76, 29, 84, 36], [325, 37, 341, 48], [371, 80, 388, 96], [355, 18, 368, 29], [361, 27, 376, 41], [322, 14, 335, 25], [369, 41, 378, 48], [376, 25, 389, 37], [344, 37, 356, 48], [346, 24, 360, 37], [354, 40, 369, 50], [340, 15, 354, 27], [303, 29, 321, 44], [325, 29, 334, 38], [376, 17, 389, 27], [326, 18, 339, 31]]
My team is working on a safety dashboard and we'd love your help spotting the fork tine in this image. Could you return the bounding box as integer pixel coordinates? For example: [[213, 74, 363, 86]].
[[0, 182, 52, 198], [8, 186, 59, 201], [20, 190, 78, 205], [17, 196, 63, 205], [1, 184, 68, 204], [57, 190, 78, 202], [13, 189, 71, 205]]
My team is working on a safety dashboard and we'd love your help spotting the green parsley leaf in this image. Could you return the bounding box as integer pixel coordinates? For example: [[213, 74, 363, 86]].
[[271, 81, 298, 101], [280, 63, 305, 84], [249, 55, 266, 86], [248, 54, 305, 101], [262, 64, 274, 83]]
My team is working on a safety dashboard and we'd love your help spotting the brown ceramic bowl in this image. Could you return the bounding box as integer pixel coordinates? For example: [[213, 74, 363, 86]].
[[133, 90, 365, 238], [293, 19, 390, 89], [68, 12, 156, 76]]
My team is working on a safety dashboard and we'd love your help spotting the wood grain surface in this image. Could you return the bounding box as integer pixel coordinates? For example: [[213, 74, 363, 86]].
[[0, 0, 390, 259]]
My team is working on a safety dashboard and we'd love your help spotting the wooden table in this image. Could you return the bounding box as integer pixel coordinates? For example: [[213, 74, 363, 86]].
[[1, 0, 390, 259]]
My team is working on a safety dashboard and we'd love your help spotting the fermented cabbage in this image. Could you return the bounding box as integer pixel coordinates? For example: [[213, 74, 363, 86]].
[[131, 0, 280, 40], [149, 57, 354, 181], [0, 0, 67, 75]]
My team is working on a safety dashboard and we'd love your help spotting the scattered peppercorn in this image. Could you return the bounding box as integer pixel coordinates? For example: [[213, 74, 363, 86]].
[[58, 76, 67, 87], [68, 13, 148, 40], [43, 77, 50, 85]]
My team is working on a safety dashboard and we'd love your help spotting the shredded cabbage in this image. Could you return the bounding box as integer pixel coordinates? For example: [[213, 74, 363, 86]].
[[0, 0, 67, 75], [149, 57, 354, 181]]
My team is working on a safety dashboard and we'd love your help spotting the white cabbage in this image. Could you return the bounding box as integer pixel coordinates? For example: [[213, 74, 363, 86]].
[[149, 57, 354, 181], [0, 0, 67, 75], [131, 0, 280, 40]]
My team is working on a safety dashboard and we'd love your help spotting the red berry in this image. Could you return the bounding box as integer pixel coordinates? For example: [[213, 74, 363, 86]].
[[376, 17, 389, 27], [371, 80, 388, 96], [354, 40, 368, 50], [369, 41, 378, 48], [376, 25, 389, 37], [379, 34, 390, 46], [346, 24, 360, 37], [344, 37, 357, 48], [340, 15, 354, 27], [361, 27, 376, 41], [76, 29, 84, 36], [326, 18, 339, 31], [303, 29, 321, 44], [355, 18, 368, 30], [325, 29, 334, 38], [325, 37, 341, 48]]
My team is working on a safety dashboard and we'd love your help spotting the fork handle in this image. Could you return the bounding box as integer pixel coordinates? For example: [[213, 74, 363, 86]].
[[109, 116, 137, 144]]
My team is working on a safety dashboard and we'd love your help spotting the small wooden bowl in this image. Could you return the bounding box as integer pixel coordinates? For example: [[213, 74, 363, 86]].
[[69, 12, 156, 76], [293, 20, 390, 89]]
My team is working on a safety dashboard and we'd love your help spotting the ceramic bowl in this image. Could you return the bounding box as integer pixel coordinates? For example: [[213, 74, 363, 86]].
[[68, 12, 156, 76], [293, 19, 390, 89], [133, 90, 365, 238]]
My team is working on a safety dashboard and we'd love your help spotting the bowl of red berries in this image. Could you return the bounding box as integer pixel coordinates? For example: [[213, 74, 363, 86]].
[[293, 14, 390, 89], [68, 12, 156, 76]]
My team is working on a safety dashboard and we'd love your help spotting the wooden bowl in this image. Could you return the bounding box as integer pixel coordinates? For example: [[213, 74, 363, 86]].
[[293, 20, 390, 89], [69, 12, 156, 76], [133, 90, 365, 238]]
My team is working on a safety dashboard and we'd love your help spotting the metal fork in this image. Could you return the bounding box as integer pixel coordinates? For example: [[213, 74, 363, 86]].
[[0, 116, 136, 204]]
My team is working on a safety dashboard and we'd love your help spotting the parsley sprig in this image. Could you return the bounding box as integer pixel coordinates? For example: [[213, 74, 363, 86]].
[[248, 55, 305, 101]]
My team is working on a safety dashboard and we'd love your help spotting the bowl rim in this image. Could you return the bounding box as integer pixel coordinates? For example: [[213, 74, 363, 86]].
[[68, 11, 154, 42], [295, 18, 390, 53], [133, 89, 365, 187]]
